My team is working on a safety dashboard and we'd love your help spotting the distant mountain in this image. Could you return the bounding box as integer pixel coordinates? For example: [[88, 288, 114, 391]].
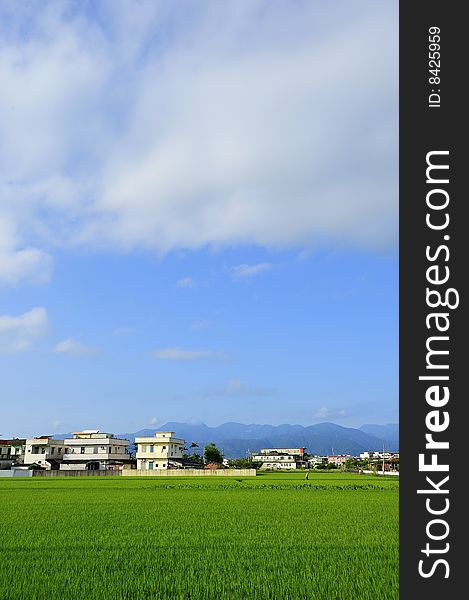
[[359, 424, 399, 447], [118, 421, 399, 458]]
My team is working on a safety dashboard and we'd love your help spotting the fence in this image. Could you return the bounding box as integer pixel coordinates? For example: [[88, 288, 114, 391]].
[[122, 468, 256, 477], [1, 468, 257, 478], [32, 469, 122, 477], [0, 469, 33, 478]]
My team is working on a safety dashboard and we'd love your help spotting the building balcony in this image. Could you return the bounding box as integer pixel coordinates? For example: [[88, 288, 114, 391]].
[[24, 453, 58, 463], [63, 452, 129, 461], [136, 452, 182, 459]]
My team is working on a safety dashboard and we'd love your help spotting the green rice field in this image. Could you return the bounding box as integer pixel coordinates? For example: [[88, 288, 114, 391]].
[[0, 472, 398, 600]]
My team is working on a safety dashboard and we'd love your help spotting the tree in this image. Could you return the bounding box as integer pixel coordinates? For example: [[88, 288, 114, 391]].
[[204, 443, 223, 464], [182, 452, 204, 464], [344, 458, 358, 471]]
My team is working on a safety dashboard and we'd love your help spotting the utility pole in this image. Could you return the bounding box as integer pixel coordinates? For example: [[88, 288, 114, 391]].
[[382, 443, 385, 476]]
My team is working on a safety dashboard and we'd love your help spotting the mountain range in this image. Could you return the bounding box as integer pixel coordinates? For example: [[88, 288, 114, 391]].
[[117, 421, 399, 458], [53, 422, 398, 458]]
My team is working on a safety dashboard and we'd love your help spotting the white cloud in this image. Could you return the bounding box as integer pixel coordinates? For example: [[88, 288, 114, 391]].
[[148, 416, 159, 426], [0, 245, 52, 287], [0, 1, 397, 283], [176, 277, 195, 288], [0, 217, 52, 286], [53, 338, 97, 356], [313, 407, 347, 420], [232, 263, 273, 279], [152, 348, 225, 361], [0, 307, 48, 353]]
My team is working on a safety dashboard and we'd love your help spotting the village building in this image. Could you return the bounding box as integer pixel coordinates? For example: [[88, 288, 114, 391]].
[[307, 455, 329, 468], [60, 430, 131, 471], [359, 450, 400, 473], [327, 454, 350, 466], [24, 436, 65, 469], [252, 447, 307, 470], [135, 431, 185, 470], [0, 439, 26, 469], [359, 451, 399, 461]]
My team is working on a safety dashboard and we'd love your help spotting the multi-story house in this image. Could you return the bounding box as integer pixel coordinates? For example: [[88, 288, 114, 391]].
[[24, 436, 65, 469], [0, 439, 26, 469], [60, 430, 131, 471], [252, 447, 307, 470], [327, 454, 350, 466], [135, 432, 185, 470], [307, 455, 329, 468]]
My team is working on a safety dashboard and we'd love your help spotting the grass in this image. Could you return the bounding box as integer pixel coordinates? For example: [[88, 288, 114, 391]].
[[0, 472, 398, 599]]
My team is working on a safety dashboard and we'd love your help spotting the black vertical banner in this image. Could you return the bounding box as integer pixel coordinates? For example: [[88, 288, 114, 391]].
[[400, 2, 464, 598]]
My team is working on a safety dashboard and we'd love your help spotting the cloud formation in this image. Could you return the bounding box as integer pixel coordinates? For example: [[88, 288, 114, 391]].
[[0, 218, 52, 286], [0, 307, 48, 353], [176, 277, 195, 288], [313, 407, 348, 421], [0, 1, 397, 285], [53, 338, 97, 356], [232, 263, 273, 279]]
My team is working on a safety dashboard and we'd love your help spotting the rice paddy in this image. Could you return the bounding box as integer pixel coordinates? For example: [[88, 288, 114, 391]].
[[0, 472, 398, 599]]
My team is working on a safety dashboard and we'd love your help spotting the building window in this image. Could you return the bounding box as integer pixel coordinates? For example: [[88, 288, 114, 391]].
[[162, 446, 166, 450], [81, 447, 85, 454], [150, 445, 154, 453], [51, 447, 55, 455], [149, 461, 154, 470], [162, 463, 166, 468]]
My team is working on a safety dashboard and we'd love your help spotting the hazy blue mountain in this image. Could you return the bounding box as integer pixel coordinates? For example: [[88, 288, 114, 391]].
[[118, 421, 399, 458], [360, 424, 399, 446]]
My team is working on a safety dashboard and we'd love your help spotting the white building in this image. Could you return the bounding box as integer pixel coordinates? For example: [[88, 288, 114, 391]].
[[135, 432, 185, 470], [307, 455, 328, 467], [0, 439, 26, 469], [327, 454, 351, 466], [60, 430, 131, 471], [252, 453, 297, 469], [24, 436, 65, 469], [359, 451, 399, 461], [252, 448, 307, 470]]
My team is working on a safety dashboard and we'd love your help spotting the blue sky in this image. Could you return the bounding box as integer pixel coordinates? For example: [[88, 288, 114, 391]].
[[0, 1, 398, 437]]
